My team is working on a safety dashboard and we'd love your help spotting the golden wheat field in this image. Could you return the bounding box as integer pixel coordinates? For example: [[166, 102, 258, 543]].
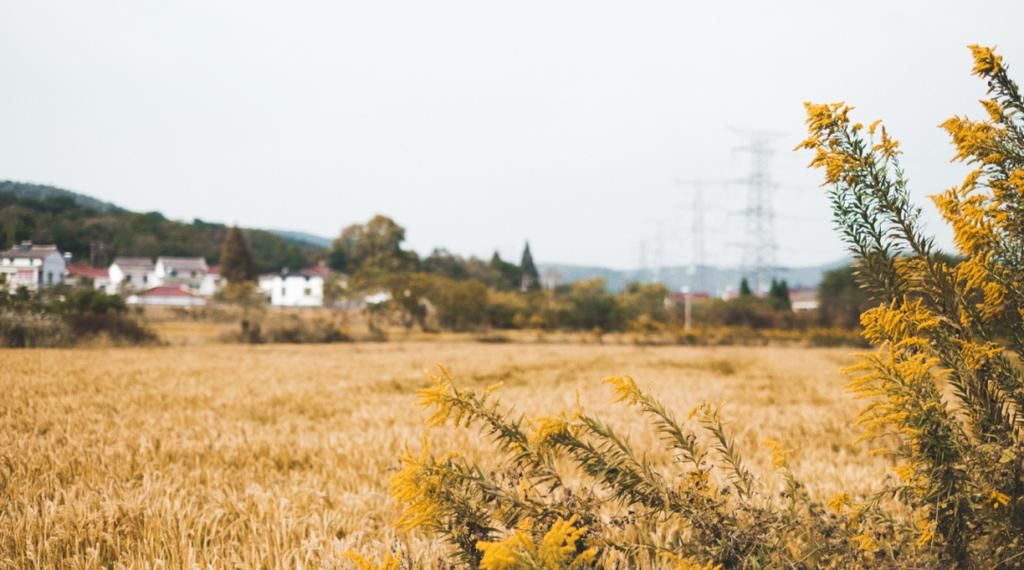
[[0, 342, 892, 568]]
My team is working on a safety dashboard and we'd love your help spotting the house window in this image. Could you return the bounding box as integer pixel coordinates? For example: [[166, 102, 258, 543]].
[[126, 274, 133, 283], [47, 272, 53, 284], [191, 271, 197, 278], [281, 287, 286, 296], [143, 275, 148, 283], [304, 287, 311, 296]]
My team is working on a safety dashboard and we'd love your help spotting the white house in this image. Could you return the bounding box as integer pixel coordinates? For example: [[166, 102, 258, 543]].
[[0, 242, 67, 291], [109, 257, 156, 291], [789, 288, 820, 312], [126, 285, 206, 307], [154, 257, 208, 292], [259, 263, 329, 307], [198, 265, 221, 297]]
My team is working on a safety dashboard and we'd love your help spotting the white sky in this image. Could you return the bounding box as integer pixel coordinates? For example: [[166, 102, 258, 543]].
[[1, 1, 1020, 269]]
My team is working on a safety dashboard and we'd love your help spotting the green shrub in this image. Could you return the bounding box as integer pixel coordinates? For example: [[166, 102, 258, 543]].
[[0, 286, 155, 346], [233, 315, 351, 344], [0, 312, 72, 347]]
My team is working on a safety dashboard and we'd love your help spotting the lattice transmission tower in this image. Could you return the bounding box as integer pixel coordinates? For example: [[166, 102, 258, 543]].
[[732, 129, 783, 294]]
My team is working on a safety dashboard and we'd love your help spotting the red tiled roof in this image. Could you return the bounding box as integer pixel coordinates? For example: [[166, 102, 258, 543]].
[[300, 265, 329, 277], [207, 265, 220, 275], [789, 288, 818, 301], [670, 291, 711, 301], [139, 286, 195, 297], [67, 263, 109, 278]]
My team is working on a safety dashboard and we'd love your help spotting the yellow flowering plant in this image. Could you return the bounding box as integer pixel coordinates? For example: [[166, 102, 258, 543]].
[[382, 367, 870, 568], [355, 45, 1022, 569], [798, 44, 1024, 566]]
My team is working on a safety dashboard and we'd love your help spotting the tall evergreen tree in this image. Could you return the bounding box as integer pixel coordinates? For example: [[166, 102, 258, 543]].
[[738, 277, 752, 297], [768, 278, 791, 310], [220, 226, 256, 282], [519, 242, 540, 292]]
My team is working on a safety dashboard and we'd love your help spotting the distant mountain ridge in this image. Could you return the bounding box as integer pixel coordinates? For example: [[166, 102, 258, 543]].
[[539, 260, 847, 293], [268, 229, 332, 248]]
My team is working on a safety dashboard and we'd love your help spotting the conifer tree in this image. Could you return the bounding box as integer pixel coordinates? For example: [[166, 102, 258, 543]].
[[519, 242, 540, 292], [738, 277, 752, 297], [219, 226, 256, 283], [768, 279, 791, 310]]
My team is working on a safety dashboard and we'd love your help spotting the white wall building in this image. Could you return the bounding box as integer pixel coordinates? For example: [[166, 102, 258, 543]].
[[198, 265, 221, 297], [789, 288, 820, 312], [108, 257, 156, 291], [0, 242, 67, 291], [259, 264, 329, 307], [154, 257, 208, 292]]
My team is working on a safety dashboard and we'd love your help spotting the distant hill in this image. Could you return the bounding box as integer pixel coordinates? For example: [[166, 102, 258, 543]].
[[0, 180, 325, 272], [539, 260, 848, 293], [0, 181, 123, 213], [268, 229, 332, 249]]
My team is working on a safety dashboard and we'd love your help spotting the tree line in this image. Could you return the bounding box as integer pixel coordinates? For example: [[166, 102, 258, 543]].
[[267, 213, 873, 334], [1, 181, 872, 335]]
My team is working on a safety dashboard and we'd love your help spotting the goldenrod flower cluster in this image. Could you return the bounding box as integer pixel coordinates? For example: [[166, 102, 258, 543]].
[[476, 516, 597, 570]]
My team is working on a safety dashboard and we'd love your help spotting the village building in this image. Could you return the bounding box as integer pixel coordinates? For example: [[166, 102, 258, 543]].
[[258, 262, 330, 307], [670, 291, 711, 303], [789, 288, 820, 312], [66, 263, 111, 292], [126, 285, 206, 307], [541, 269, 562, 291], [153, 257, 209, 292], [198, 265, 221, 297], [0, 242, 68, 291], [108, 257, 156, 291]]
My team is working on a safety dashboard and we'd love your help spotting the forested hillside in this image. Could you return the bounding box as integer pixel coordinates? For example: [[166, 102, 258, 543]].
[[0, 181, 323, 272], [0, 181, 123, 213]]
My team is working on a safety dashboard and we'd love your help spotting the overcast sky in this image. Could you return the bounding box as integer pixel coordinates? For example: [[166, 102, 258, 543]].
[[1, 1, 1020, 269]]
